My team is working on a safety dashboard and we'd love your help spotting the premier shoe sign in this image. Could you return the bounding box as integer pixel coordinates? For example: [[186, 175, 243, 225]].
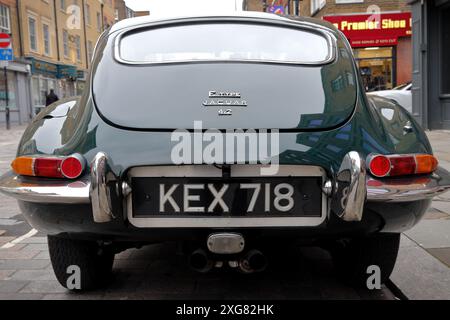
[[324, 12, 412, 47]]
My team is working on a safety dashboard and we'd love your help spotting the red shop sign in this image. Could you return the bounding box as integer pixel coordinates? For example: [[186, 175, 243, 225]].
[[323, 12, 412, 47]]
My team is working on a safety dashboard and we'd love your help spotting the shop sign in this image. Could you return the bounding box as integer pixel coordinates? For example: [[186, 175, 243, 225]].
[[29, 58, 58, 77], [323, 12, 411, 48], [28, 58, 79, 79], [57, 64, 77, 79], [76, 70, 86, 80]]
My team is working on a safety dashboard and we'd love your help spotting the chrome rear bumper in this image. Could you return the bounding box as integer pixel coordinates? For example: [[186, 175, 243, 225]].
[[366, 167, 450, 202], [0, 171, 90, 204], [1, 152, 450, 222]]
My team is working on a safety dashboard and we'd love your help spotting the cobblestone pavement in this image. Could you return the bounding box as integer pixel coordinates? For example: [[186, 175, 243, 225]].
[[0, 125, 449, 300]]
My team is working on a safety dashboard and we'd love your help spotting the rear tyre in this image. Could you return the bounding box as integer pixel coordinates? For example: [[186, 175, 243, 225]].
[[331, 233, 400, 287], [48, 236, 114, 291]]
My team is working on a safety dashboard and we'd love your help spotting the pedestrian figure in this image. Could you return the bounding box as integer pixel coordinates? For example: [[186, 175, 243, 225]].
[[46, 89, 59, 106]]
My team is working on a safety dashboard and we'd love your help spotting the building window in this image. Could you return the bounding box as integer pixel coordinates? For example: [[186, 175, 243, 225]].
[[28, 16, 37, 52], [60, 0, 66, 11], [87, 40, 93, 62], [43, 23, 51, 56], [96, 12, 102, 31], [311, 0, 326, 16], [63, 29, 69, 57], [442, 6, 450, 94], [0, 4, 11, 34], [85, 3, 91, 26], [75, 35, 81, 61]]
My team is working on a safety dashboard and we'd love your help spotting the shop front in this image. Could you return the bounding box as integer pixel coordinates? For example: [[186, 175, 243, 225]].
[[324, 12, 412, 92], [0, 60, 32, 125], [28, 58, 78, 114]]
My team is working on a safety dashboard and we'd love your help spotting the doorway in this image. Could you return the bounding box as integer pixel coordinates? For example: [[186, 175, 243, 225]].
[[354, 47, 395, 92]]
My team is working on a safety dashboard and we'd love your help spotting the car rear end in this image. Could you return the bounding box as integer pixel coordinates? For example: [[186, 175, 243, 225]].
[[1, 13, 450, 290]]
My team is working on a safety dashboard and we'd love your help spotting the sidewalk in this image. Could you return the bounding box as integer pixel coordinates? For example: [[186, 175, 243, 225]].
[[389, 131, 450, 299]]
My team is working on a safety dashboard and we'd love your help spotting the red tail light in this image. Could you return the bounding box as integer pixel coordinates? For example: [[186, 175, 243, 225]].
[[11, 154, 85, 179], [368, 155, 391, 177], [368, 154, 438, 178]]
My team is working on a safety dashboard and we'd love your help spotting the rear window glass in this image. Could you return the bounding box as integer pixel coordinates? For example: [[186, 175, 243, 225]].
[[118, 23, 332, 64]]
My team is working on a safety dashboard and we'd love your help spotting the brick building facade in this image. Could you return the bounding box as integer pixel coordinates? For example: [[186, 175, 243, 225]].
[[0, 0, 133, 125], [244, 0, 412, 90]]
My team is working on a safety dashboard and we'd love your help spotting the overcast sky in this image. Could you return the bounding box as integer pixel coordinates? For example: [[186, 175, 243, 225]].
[[124, 0, 244, 15]]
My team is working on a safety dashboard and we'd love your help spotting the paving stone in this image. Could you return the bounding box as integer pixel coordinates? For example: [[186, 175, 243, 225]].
[[405, 219, 450, 248], [20, 281, 67, 294], [20, 237, 47, 244], [33, 251, 50, 260], [0, 280, 29, 293], [0, 259, 50, 270], [424, 207, 450, 220], [431, 201, 450, 216], [0, 219, 24, 226], [427, 247, 450, 267], [0, 237, 15, 246], [0, 293, 43, 300], [22, 244, 48, 251], [0, 250, 39, 260], [10, 269, 57, 281], [391, 236, 450, 300], [0, 270, 14, 280], [0, 244, 27, 251], [0, 230, 5, 236]]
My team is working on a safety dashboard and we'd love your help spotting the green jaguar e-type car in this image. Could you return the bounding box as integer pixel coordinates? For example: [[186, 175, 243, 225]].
[[1, 12, 450, 290]]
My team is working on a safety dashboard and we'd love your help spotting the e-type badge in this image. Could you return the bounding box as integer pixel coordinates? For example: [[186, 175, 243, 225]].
[[203, 91, 248, 108]]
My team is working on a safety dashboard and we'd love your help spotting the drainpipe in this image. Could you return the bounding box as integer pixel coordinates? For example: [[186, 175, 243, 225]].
[[53, 0, 61, 61], [81, 0, 89, 69], [16, 0, 24, 57]]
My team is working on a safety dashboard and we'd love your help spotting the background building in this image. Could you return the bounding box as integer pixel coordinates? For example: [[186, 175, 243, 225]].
[[115, 0, 135, 21], [0, 0, 32, 125], [0, 0, 121, 125], [244, 0, 412, 91], [408, 0, 450, 130]]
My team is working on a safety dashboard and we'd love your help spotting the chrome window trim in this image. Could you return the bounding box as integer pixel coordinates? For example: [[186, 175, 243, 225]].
[[113, 17, 337, 66], [126, 165, 328, 228]]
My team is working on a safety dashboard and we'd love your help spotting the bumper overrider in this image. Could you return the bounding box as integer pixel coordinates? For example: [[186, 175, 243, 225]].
[[1, 152, 450, 227]]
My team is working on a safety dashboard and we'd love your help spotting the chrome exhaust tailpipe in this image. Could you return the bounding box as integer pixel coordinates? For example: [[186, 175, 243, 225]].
[[239, 250, 268, 274], [189, 249, 213, 273]]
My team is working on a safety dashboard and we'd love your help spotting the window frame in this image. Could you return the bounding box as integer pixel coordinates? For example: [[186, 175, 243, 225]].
[[114, 20, 336, 66], [85, 3, 91, 26], [75, 34, 81, 62], [28, 14, 38, 52], [42, 22, 51, 56], [0, 4, 11, 34], [62, 29, 69, 58]]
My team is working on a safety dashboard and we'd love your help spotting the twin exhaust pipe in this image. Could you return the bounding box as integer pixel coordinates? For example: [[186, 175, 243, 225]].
[[189, 248, 268, 274], [189, 232, 267, 274]]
